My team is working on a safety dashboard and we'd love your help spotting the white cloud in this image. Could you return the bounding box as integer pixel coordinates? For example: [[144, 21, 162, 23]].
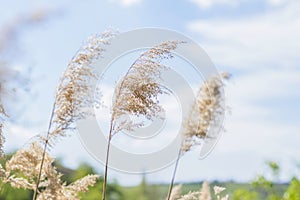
[[229, 69, 300, 103], [121, 0, 141, 6], [190, 0, 291, 8], [188, 1, 300, 69], [267, 0, 287, 6], [189, 0, 240, 8], [3, 123, 38, 152], [184, 0, 300, 182], [108, 0, 141, 7]]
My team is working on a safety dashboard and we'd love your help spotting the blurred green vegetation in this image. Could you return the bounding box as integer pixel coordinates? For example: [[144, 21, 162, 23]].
[[1, 157, 299, 199]]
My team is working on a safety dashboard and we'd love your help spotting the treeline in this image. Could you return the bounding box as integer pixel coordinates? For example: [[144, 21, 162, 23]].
[[1, 158, 299, 200]]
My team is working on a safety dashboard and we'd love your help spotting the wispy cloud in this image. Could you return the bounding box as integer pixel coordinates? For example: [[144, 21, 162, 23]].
[[189, 0, 242, 9], [185, 0, 300, 182], [189, 0, 291, 8], [267, 0, 288, 6], [122, 0, 141, 6], [110, 0, 142, 7], [4, 123, 38, 152], [187, 1, 300, 69]]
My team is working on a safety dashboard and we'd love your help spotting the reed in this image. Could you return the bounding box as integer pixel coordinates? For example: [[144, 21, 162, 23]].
[[102, 40, 182, 200], [166, 73, 230, 200]]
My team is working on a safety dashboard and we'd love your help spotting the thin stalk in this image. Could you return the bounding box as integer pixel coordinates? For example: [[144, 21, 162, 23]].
[[101, 51, 149, 200], [32, 103, 56, 200], [101, 52, 144, 200], [101, 119, 114, 200], [166, 148, 182, 200]]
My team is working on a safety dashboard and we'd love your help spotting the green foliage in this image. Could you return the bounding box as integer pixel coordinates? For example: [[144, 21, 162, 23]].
[[252, 175, 273, 189], [68, 163, 125, 200], [123, 175, 162, 200], [232, 189, 258, 200], [250, 161, 285, 200], [227, 160, 300, 200], [268, 161, 280, 177], [79, 180, 124, 200], [0, 184, 32, 200], [1, 158, 300, 199], [69, 163, 95, 182], [283, 177, 300, 200], [0, 153, 32, 199]]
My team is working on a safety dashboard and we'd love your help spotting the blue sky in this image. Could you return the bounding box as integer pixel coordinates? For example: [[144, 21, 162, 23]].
[[1, 0, 300, 186]]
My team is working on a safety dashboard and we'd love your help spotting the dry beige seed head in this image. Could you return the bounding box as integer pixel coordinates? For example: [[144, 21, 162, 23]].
[[33, 30, 115, 200], [199, 181, 212, 200], [66, 174, 99, 194], [37, 175, 99, 200], [178, 191, 201, 200], [168, 184, 182, 200], [181, 73, 229, 153], [213, 185, 228, 200], [213, 186, 226, 195], [6, 176, 35, 189], [5, 142, 52, 178], [45, 30, 116, 144], [4, 142, 52, 190], [37, 174, 99, 200], [3, 141, 99, 199], [112, 40, 181, 133]]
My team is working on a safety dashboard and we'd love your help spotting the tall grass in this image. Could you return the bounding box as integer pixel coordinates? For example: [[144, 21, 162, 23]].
[[0, 27, 230, 199], [102, 40, 181, 200], [33, 31, 115, 200], [167, 73, 230, 200]]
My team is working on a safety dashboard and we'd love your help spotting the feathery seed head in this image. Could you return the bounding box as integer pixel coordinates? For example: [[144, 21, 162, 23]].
[[199, 181, 212, 200], [213, 185, 226, 195], [4, 142, 52, 190], [112, 40, 182, 133], [47, 30, 116, 143], [178, 191, 201, 200], [181, 73, 230, 153], [3, 142, 99, 199], [168, 184, 182, 200]]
